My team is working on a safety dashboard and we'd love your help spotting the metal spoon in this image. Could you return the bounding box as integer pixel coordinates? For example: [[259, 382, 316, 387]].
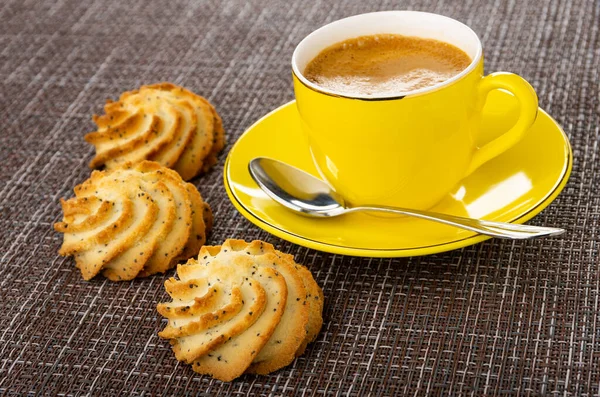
[[248, 157, 564, 240]]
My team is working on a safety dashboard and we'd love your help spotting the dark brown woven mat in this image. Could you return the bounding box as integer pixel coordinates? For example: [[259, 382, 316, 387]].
[[1, 0, 599, 395]]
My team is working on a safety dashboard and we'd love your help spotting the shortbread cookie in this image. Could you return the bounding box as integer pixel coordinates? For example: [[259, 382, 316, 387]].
[[157, 240, 324, 381], [85, 83, 225, 180], [54, 161, 212, 281]]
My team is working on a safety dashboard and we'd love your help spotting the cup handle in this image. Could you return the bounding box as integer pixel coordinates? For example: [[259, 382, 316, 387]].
[[466, 72, 538, 175]]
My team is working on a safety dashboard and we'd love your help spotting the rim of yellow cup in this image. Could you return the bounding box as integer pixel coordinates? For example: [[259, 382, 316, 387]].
[[291, 10, 483, 100]]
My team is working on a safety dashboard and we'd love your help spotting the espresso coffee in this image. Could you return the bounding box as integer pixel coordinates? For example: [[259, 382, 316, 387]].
[[303, 34, 471, 96]]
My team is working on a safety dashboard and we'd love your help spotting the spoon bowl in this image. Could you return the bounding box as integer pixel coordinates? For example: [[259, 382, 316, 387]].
[[249, 157, 347, 217]]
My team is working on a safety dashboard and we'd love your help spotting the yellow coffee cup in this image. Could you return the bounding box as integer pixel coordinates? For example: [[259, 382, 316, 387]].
[[292, 11, 538, 210]]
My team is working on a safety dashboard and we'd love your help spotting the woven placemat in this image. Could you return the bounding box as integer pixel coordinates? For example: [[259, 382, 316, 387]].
[[1, 0, 598, 395]]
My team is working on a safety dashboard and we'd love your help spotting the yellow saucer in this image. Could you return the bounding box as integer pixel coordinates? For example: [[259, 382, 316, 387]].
[[224, 90, 572, 257]]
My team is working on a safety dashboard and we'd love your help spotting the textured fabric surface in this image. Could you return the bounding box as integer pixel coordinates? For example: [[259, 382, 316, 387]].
[[1, 0, 599, 395]]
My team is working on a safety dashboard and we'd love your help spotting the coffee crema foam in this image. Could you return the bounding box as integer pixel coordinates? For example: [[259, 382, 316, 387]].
[[303, 34, 472, 96]]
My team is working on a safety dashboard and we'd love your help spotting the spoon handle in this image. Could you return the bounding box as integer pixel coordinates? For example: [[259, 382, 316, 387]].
[[349, 205, 564, 239]]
